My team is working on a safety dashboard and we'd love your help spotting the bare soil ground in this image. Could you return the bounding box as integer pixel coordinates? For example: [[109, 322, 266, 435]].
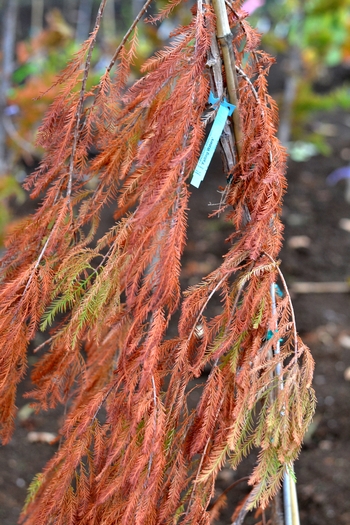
[[1, 109, 350, 524]]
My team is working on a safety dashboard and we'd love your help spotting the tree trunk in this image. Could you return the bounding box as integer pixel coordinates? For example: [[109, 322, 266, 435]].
[[102, 0, 117, 41], [31, 0, 44, 36], [0, 0, 18, 174], [75, 0, 94, 42]]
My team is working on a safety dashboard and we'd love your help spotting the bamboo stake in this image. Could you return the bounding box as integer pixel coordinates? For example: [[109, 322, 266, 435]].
[[283, 466, 301, 525], [211, 0, 243, 158], [210, 3, 300, 524], [271, 283, 301, 525]]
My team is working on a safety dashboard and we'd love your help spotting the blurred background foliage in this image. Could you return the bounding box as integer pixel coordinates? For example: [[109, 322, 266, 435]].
[[248, 0, 350, 153], [0, 0, 350, 244]]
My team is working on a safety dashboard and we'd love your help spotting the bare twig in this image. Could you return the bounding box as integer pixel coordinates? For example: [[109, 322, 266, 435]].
[[146, 374, 158, 479], [186, 392, 225, 514], [265, 253, 299, 359], [186, 274, 229, 344], [230, 482, 263, 525], [3, 116, 38, 157], [67, 0, 108, 201], [235, 65, 259, 103], [207, 476, 250, 511], [106, 0, 154, 74], [21, 226, 58, 299]]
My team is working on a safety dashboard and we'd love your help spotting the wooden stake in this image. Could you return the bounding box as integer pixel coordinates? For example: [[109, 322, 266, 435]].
[[211, 0, 243, 158]]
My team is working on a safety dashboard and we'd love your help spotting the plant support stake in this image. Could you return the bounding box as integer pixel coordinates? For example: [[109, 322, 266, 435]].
[[211, 0, 243, 158], [271, 283, 301, 525]]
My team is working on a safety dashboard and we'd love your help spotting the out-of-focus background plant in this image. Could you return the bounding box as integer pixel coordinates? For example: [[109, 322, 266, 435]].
[[0, 0, 192, 244], [246, 0, 350, 158], [1, 0, 350, 242]]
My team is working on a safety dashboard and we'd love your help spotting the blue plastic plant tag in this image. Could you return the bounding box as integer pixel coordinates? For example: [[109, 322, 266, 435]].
[[191, 93, 235, 188]]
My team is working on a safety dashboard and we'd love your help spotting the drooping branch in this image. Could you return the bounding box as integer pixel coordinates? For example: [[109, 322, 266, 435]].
[[67, 0, 108, 201]]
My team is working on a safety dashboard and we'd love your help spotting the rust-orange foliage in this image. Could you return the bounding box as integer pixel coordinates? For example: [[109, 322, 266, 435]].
[[0, 0, 315, 523]]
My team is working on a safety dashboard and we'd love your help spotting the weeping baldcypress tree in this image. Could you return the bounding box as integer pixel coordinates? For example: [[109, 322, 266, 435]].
[[0, 0, 315, 523]]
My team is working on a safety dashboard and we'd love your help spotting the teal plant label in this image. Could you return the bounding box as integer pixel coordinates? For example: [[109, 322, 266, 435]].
[[191, 93, 235, 188]]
